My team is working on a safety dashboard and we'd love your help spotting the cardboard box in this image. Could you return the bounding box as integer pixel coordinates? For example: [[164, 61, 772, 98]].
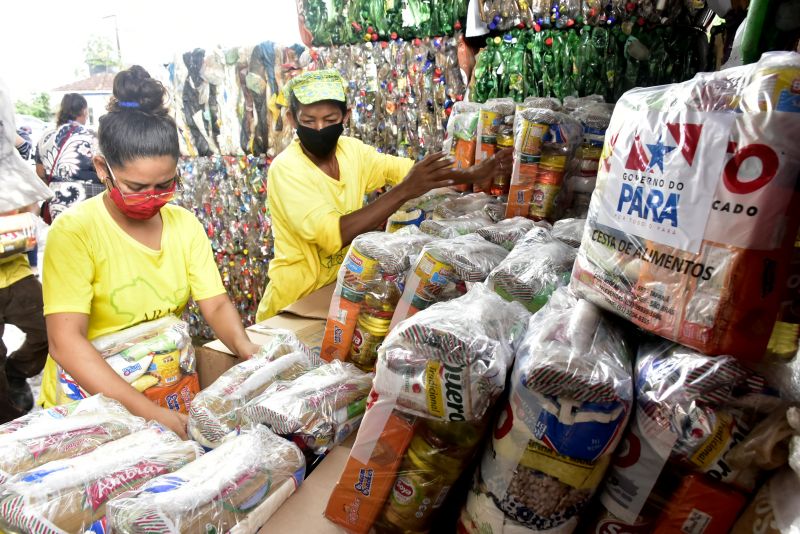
[[196, 283, 333, 389], [261, 435, 355, 532]]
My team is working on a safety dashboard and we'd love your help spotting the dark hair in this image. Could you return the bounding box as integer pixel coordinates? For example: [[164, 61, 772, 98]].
[[56, 93, 87, 126], [289, 93, 347, 121], [98, 65, 179, 167]]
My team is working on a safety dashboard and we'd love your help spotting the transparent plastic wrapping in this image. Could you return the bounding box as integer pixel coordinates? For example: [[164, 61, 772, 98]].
[[460, 288, 633, 533], [487, 227, 578, 312], [561, 95, 604, 113], [325, 284, 530, 534], [57, 317, 197, 406], [444, 102, 483, 191], [571, 52, 800, 362], [732, 406, 800, 534], [107, 426, 305, 534], [379, 284, 529, 422], [506, 108, 581, 222], [421, 213, 495, 239], [475, 99, 516, 192], [593, 341, 778, 530], [321, 229, 433, 370], [391, 235, 510, 328], [551, 218, 586, 248], [188, 331, 319, 448], [519, 97, 562, 112], [483, 199, 508, 223], [0, 423, 202, 534], [569, 103, 613, 183], [242, 361, 373, 455], [0, 213, 37, 258], [395, 188, 462, 218], [0, 395, 146, 486], [432, 193, 494, 221], [476, 216, 541, 251]]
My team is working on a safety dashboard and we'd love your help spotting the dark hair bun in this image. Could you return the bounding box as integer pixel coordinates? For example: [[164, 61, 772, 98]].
[[108, 65, 169, 115]]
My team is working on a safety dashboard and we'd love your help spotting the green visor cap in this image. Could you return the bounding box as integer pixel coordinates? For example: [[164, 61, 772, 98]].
[[284, 69, 347, 105]]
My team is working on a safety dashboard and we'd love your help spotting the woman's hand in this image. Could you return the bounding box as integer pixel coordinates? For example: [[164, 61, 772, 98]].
[[396, 152, 459, 200], [470, 147, 514, 189], [150, 406, 189, 440]]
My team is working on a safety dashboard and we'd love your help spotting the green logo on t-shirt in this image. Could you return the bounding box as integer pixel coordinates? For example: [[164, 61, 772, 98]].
[[110, 277, 187, 322]]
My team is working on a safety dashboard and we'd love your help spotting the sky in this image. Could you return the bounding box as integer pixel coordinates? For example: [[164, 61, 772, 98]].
[[1, 0, 304, 101]]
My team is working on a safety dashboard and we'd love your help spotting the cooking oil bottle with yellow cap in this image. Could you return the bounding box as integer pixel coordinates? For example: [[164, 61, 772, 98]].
[[349, 273, 401, 372], [377, 418, 487, 533]]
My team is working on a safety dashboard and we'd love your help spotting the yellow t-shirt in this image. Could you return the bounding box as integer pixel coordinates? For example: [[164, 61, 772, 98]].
[[39, 194, 226, 407], [0, 254, 32, 289], [255, 137, 413, 321]]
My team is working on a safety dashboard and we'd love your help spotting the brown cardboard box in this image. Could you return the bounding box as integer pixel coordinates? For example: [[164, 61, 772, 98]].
[[196, 283, 333, 390]]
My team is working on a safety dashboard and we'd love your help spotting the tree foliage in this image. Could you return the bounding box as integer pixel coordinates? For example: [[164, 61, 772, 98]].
[[15, 93, 52, 121]]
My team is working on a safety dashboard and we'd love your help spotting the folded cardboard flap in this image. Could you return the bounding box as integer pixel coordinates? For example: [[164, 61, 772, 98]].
[[196, 284, 333, 387], [278, 283, 335, 320]]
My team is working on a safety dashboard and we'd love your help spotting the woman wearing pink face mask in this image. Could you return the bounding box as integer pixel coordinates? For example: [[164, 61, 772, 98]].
[[38, 66, 261, 438]]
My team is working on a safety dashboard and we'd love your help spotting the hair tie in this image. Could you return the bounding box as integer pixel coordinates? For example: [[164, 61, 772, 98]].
[[119, 101, 140, 108]]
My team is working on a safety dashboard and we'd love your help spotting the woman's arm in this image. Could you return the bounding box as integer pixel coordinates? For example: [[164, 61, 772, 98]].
[[197, 294, 261, 358], [46, 312, 188, 438]]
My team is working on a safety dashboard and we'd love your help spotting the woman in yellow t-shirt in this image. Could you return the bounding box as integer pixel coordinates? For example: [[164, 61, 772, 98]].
[[255, 70, 513, 320], [40, 66, 261, 438]]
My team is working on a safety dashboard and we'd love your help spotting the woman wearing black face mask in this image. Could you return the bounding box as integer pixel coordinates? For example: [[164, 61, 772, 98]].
[[256, 70, 513, 321]]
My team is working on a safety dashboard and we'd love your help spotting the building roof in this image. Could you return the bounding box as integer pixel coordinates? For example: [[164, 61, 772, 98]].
[[53, 72, 115, 93]]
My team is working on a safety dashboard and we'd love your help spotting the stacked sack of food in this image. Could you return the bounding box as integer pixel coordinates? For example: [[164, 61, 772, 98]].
[[591, 342, 780, 532], [57, 317, 199, 413], [444, 102, 482, 191], [550, 218, 586, 249], [325, 284, 530, 533], [486, 227, 578, 313], [321, 229, 433, 371], [560, 104, 613, 219], [386, 189, 461, 233], [571, 51, 800, 362], [390, 234, 509, 327], [188, 331, 319, 449], [107, 426, 305, 533], [474, 98, 516, 194], [241, 361, 374, 456], [460, 288, 634, 533], [0, 395, 145, 485], [476, 217, 541, 251], [420, 193, 505, 238], [0, 422, 202, 533], [505, 107, 581, 222], [731, 406, 800, 533]]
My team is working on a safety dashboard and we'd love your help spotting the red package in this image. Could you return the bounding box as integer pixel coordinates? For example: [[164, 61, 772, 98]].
[[652, 475, 746, 534]]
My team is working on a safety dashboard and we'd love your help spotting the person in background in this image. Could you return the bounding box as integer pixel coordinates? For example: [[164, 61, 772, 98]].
[[15, 128, 32, 160], [35, 93, 103, 222], [255, 69, 512, 321], [14, 127, 41, 273], [0, 80, 52, 423], [40, 66, 261, 438]]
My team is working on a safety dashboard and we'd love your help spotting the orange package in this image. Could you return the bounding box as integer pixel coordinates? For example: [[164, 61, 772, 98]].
[[322, 296, 361, 362], [453, 139, 476, 192], [325, 410, 416, 533], [144, 372, 199, 415], [652, 475, 746, 534], [506, 163, 538, 217]]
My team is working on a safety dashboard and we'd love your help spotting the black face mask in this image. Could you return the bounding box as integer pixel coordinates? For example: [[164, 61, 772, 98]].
[[296, 122, 344, 158]]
